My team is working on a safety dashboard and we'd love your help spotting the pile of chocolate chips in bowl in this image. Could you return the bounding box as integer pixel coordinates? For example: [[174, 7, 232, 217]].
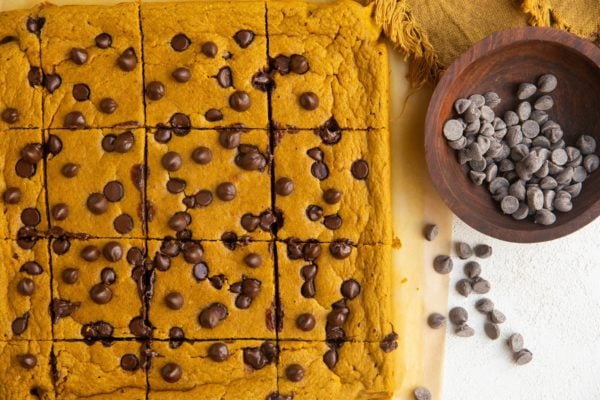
[[443, 74, 598, 225]]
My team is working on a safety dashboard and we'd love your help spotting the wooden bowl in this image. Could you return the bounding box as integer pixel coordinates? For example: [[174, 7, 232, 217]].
[[425, 27, 600, 243]]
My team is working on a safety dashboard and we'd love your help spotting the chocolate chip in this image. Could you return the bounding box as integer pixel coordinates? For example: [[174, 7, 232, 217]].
[[17, 278, 35, 296], [322, 188, 342, 204], [64, 111, 86, 129], [128, 316, 151, 337], [484, 322, 501, 340], [285, 364, 304, 382], [153, 127, 172, 144], [169, 113, 191, 136], [271, 55, 290, 75], [161, 362, 182, 383], [244, 253, 262, 268], [472, 277, 491, 294], [120, 354, 140, 371], [87, 193, 108, 214], [205, 109, 223, 122], [449, 307, 468, 325], [192, 262, 209, 281], [118, 48, 137, 72], [3, 187, 21, 204], [182, 242, 203, 264], [275, 177, 294, 196], [296, 313, 316, 331], [99, 98, 117, 114], [81, 245, 100, 261], [475, 298, 495, 313], [216, 66, 233, 88], [11, 313, 29, 335], [21, 208, 41, 226], [290, 54, 310, 74], [195, 190, 213, 207], [340, 279, 361, 299], [213, 182, 236, 201], [219, 130, 241, 149], [323, 214, 342, 230], [102, 241, 123, 262], [233, 30, 255, 48], [146, 81, 165, 100], [51, 299, 80, 323], [252, 70, 273, 91], [94, 33, 111, 49], [427, 313, 446, 329], [102, 181, 125, 202], [165, 292, 184, 310], [514, 349, 533, 365], [201, 41, 218, 57], [311, 162, 329, 180], [433, 255, 453, 274], [28, 67, 43, 87], [45, 136, 63, 157], [101, 135, 117, 152], [44, 74, 61, 93], [165, 178, 185, 194], [198, 302, 228, 328], [52, 238, 70, 255], [20, 261, 42, 275], [323, 349, 338, 369], [307, 147, 323, 161], [21, 143, 42, 164], [507, 333, 525, 352], [305, 205, 323, 221], [380, 331, 399, 353], [455, 324, 475, 337], [455, 242, 473, 259], [413, 387, 432, 400], [207, 342, 228, 362], [171, 33, 191, 51], [463, 261, 481, 279], [51, 203, 69, 221], [113, 214, 134, 234], [474, 244, 493, 259], [235, 145, 267, 171], [299, 92, 319, 110], [70, 48, 88, 65], [26, 17, 45, 35], [192, 146, 212, 164], [90, 283, 113, 304], [15, 159, 35, 178], [126, 247, 145, 266], [168, 327, 185, 348], [456, 279, 472, 297], [329, 239, 352, 259], [1, 108, 18, 124], [17, 354, 37, 369], [229, 91, 251, 112], [61, 268, 79, 284], [172, 67, 191, 83], [351, 160, 369, 179], [162, 152, 182, 171], [489, 309, 506, 324]]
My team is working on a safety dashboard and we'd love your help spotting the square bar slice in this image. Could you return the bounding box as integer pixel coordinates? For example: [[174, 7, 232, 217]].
[[148, 340, 278, 400], [274, 129, 392, 245], [267, 0, 389, 130], [0, 239, 51, 340], [148, 240, 276, 340], [141, 1, 269, 129], [277, 241, 392, 341], [45, 128, 145, 238], [147, 128, 272, 241], [276, 340, 394, 399], [50, 238, 146, 339], [0, 129, 47, 239], [0, 340, 55, 399], [55, 340, 147, 400], [40, 3, 144, 129], [0, 8, 43, 129]]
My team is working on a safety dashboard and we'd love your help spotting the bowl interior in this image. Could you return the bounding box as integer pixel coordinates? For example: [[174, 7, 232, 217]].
[[429, 32, 600, 242]]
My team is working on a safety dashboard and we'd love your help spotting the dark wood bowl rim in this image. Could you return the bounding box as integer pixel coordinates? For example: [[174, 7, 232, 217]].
[[425, 27, 600, 243]]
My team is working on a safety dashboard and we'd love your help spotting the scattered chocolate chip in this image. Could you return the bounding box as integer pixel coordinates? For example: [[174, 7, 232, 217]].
[[329, 239, 352, 259], [20, 261, 42, 275], [323, 188, 342, 204], [427, 312, 446, 329], [165, 292, 184, 310], [169, 113, 191, 136], [201, 41, 218, 57], [51, 203, 69, 221], [275, 177, 294, 196], [161, 362, 182, 383], [380, 331, 399, 352], [306, 205, 323, 221], [455, 324, 475, 337], [99, 98, 118, 114], [28, 67, 43, 87], [70, 48, 88, 65], [146, 81, 165, 100], [475, 298, 495, 313], [340, 279, 361, 299], [44, 74, 61, 93], [290, 54, 310, 74], [103, 181, 124, 202], [81, 245, 101, 261], [233, 30, 255, 48], [120, 354, 140, 371], [198, 302, 228, 328], [311, 161, 329, 180], [21, 143, 43, 164], [212, 182, 236, 202], [64, 111, 86, 129], [507, 333, 525, 352], [455, 279, 472, 297], [15, 159, 36, 178], [1, 108, 19, 124], [413, 387, 432, 400], [489, 309, 506, 324], [3, 187, 21, 204], [52, 299, 80, 323], [191, 146, 212, 164], [117, 48, 137, 72], [472, 277, 491, 294], [171, 33, 191, 51], [514, 349, 533, 365], [128, 316, 151, 337], [307, 147, 324, 161], [21, 208, 41, 227], [192, 262, 209, 281], [209, 274, 226, 289], [52, 238, 71, 255], [322, 348, 338, 369], [95, 33, 112, 49], [205, 109, 223, 122], [474, 244, 493, 258], [296, 313, 316, 331], [17, 278, 35, 296], [193, 190, 212, 207], [229, 91, 251, 112], [206, 342, 228, 362], [449, 307, 468, 325], [216, 66, 233, 88], [61, 268, 79, 284], [172, 67, 191, 83], [168, 327, 185, 348], [299, 92, 319, 110], [424, 224, 439, 241], [102, 241, 123, 262], [162, 152, 182, 171], [456, 242, 473, 259], [235, 145, 267, 171], [11, 313, 29, 335], [464, 261, 481, 279], [90, 283, 113, 304], [244, 253, 262, 268], [323, 214, 342, 230], [45, 135, 63, 156], [252, 70, 273, 91], [351, 160, 369, 179], [285, 364, 304, 382], [26, 17, 45, 35], [81, 320, 113, 340], [484, 322, 501, 340], [271, 55, 290, 74], [17, 354, 37, 369], [433, 255, 453, 274], [154, 127, 172, 144], [113, 213, 134, 233], [219, 130, 241, 149], [87, 193, 108, 215]]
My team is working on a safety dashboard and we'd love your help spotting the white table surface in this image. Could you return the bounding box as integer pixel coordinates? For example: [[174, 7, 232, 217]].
[[442, 217, 600, 399]]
